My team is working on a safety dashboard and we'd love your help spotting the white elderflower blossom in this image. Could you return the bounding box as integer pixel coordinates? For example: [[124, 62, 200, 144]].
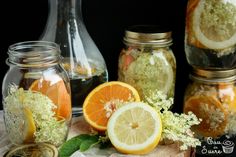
[[4, 85, 68, 146], [144, 90, 201, 150]]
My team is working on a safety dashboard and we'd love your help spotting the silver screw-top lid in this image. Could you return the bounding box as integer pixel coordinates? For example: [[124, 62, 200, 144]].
[[190, 68, 236, 83], [124, 25, 172, 47], [4, 143, 58, 157]]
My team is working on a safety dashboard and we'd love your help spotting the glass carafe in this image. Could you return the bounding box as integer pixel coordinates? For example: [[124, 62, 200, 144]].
[[185, 0, 236, 69], [40, 0, 108, 116]]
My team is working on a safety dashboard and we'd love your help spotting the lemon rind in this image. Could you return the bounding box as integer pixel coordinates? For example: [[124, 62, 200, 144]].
[[107, 102, 162, 154], [193, 0, 236, 50]]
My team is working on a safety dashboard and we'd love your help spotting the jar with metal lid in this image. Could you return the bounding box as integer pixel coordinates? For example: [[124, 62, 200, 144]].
[[118, 25, 176, 100], [183, 68, 236, 156], [2, 41, 71, 147]]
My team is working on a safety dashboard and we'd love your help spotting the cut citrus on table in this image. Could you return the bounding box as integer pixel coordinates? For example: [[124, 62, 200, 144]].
[[83, 81, 140, 131], [30, 77, 71, 120], [184, 95, 228, 138], [191, 0, 236, 50], [107, 102, 162, 155]]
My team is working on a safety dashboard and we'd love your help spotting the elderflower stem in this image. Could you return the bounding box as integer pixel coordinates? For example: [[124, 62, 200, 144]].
[[143, 90, 201, 150]]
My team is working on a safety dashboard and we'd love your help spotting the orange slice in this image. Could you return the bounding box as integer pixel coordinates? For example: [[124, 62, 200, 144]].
[[186, 0, 204, 48], [83, 81, 140, 131], [218, 83, 236, 112], [184, 95, 227, 138], [119, 49, 135, 71], [30, 77, 71, 120], [187, 0, 199, 15]]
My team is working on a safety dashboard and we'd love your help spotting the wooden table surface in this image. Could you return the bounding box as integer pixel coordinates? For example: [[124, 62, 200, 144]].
[[0, 111, 193, 157]]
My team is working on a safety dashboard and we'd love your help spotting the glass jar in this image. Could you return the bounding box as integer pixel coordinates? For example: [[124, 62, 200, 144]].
[[2, 41, 71, 147], [40, 0, 108, 116], [185, 0, 236, 69], [118, 25, 176, 100], [183, 68, 236, 156]]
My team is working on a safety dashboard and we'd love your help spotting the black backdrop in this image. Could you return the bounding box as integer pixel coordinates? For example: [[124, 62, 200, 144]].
[[0, 0, 190, 113]]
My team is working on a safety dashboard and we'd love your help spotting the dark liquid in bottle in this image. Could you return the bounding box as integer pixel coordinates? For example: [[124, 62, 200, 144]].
[[69, 71, 108, 116]]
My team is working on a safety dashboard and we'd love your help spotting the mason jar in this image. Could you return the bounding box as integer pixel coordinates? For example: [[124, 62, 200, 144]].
[[183, 68, 236, 156], [2, 41, 71, 147], [185, 0, 236, 69], [118, 25, 176, 100]]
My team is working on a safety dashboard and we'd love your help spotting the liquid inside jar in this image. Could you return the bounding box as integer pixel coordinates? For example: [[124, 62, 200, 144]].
[[185, 45, 236, 69]]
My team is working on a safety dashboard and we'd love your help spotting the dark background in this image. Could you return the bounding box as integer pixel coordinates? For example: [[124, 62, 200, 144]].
[[0, 0, 190, 113]]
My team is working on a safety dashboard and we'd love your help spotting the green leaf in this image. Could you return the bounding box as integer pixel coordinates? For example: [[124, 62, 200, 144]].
[[59, 134, 91, 157], [79, 135, 99, 152]]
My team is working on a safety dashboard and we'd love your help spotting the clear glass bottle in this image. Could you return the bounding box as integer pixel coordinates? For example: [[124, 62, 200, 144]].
[[2, 41, 71, 147], [185, 0, 236, 69], [118, 25, 176, 100], [183, 68, 236, 156], [40, 0, 108, 116]]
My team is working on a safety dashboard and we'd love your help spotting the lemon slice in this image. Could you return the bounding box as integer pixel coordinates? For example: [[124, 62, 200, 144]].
[[4, 107, 36, 144], [192, 0, 236, 50], [107, 102, 162, 155], [151, 52, 174, 96], [23, 107, 36, 143], [126, 52, 174, 98]]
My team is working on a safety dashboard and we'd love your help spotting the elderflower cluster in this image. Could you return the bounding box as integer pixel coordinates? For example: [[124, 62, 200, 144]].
[[161, 111, 201, 150], [144, 91, 201, 150], [144, 90, 173, 111], [4, 85, 68, 146]]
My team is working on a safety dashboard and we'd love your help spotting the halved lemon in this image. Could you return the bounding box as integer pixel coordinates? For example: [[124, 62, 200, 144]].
[[107, 102, 162, 155], [192, 0, 236, 50]]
